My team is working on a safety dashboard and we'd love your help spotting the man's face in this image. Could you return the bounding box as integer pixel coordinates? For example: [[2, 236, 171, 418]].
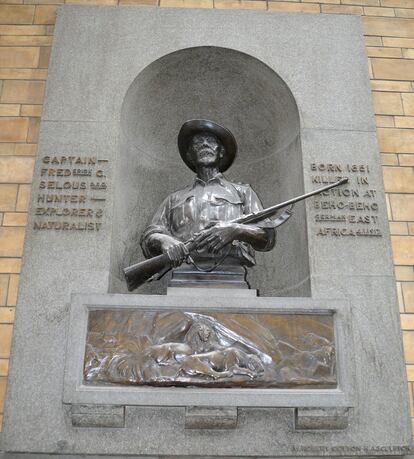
[[188, 133, 224, 168]]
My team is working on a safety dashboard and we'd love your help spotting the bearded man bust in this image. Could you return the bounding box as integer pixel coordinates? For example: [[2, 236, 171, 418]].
[[140, 119, 276, 288]]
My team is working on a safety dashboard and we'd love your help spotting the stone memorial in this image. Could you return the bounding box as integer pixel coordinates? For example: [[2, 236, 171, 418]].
[[0, 5, 412, 458]]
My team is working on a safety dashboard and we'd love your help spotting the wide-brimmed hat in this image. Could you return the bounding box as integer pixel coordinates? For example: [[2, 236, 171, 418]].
[[178, 119, 237, 172]]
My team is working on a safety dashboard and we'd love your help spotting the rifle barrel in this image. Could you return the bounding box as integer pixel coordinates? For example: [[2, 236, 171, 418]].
[[238, 178, 349, 224]]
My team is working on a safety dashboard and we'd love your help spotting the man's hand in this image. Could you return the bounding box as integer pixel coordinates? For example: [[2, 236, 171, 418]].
[[157, 235, 188, 267], [193, 222, 242, 254]]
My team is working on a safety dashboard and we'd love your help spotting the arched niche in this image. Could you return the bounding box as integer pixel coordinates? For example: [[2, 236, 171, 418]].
[[109, 46, 310, 297]]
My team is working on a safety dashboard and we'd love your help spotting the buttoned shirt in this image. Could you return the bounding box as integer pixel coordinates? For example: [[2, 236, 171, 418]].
[[141, 173, 275, 266]]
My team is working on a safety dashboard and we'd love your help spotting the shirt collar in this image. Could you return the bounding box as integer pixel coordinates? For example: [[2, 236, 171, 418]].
[[193, 173, 227, 188]]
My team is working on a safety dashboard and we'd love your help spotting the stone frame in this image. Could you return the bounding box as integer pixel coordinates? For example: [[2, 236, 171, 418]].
[[1, 6, 411, 456], [63, 293, 354, 408]]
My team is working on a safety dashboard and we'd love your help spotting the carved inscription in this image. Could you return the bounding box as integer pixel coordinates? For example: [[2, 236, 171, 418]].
[[33, 156, 109, 232], [310, 163, 382, 238]]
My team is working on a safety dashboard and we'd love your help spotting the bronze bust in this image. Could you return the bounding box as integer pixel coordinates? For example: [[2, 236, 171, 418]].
[[140, 119, 276, 286]]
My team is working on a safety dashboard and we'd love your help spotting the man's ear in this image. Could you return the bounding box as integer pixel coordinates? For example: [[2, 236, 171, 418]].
[[218, 145, 225, 159]]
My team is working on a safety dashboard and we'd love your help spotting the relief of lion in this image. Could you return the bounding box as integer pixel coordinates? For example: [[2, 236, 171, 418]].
[[177, 348, 265, 380]]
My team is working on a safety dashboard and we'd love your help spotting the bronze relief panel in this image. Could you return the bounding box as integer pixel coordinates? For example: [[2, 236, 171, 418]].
[[84, 309, 336, 388]]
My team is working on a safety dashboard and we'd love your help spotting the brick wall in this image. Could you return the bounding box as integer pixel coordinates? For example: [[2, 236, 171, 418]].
[[0, 0, 413, 438]]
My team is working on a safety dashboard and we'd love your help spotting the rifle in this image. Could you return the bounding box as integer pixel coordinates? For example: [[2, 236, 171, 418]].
[[124, 177, 348, 291]]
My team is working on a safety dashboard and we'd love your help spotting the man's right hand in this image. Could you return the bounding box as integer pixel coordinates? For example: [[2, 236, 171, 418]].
[[159, 235, 188, 268]]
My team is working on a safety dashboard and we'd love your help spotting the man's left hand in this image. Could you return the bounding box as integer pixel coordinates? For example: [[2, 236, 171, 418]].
[[193, 222, 242, 254]]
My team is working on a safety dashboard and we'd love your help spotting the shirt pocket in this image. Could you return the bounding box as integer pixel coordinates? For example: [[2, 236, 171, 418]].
[[169, 196, 196, 234], [209, 195, 243, 222]]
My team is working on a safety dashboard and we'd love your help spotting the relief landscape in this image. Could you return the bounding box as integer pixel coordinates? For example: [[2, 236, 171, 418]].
[[84, 310, 337, 388]]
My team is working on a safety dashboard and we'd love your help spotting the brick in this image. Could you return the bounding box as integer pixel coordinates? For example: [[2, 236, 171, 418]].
[[383, 37, 414, 47], [66, 0, 117, 3], [0, 5, 34, 24], [390, 194, 414, 220], [396, 7, 414, 16], [1, 80, 45, 104], [214, 0, 267, 8], [0, 185, 17, 211], [269, 1, 320, 11], [368, 59, 374, 78], [0, 360, 8, 377], [372, 91, 403, 114], [395, 116, 414, 127], [0, 0, 24, 5], [322, 3, 362, 12], [0, 227, 25, 258], [409, 222, 414, 233], [372, 58, 414, 80], [34, 5, 57, 24], [0, 69, 47, 80], [381, 0, 414, 6], [343, 0, 379, 5], [24, 0, 63, 3], [383, 166, 414, 193], [0, 275, 8, 306], [0, 324, 12, 358], [364, 6, 395, 15], [378, 128, 414, 153], [408, 365, 414, 380], [386, 193, 392, 219], [397, 280, 405, 311], [392, 236, 414, 265], [402, 93, 414, 115], [376, 115, 395, 127], [402, 48, 414, 58], [16, 184, 31, 211], [14, 143, 36, 155], [0, 376, 6, 411], [0, 156, 34, 182], [365, 35, 383, 46], [0, 25, 45, 34], [0, 144, 14, 155], [3, 212, 27, 226], [0, 47, 39, 68], [0, 307, 14, 323], [390, 221, 409, 234], [27, 116, 40, 143], [371, 79, 412, 92], [20, 104, 42, 117], [304, 0, 339, 3], [401, 313, 414, 329], [0, 35, 52, 46], [0, 118, 28, 142], [381, 153, 398, 164], [399, 153, 414, 165], [403, 330, 414, 362], [366, 46, 401, 56], [403, 283, 414, 312], [7, 274, 19, 306], [363, 17, 414, 37], [0, 259, 21, 273], [408, 383, 414, 414], [119, 0, 158, 4], [396, 266, 414, 281], [38, 45, 50, 68], [0, 105, 20, 117]]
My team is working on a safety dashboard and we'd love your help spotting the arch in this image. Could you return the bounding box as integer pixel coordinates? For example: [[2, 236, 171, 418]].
[[109, 46, 310, 297]]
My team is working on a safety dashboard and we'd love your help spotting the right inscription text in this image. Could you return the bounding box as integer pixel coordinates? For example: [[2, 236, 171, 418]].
[[311, 162, 382, 238]]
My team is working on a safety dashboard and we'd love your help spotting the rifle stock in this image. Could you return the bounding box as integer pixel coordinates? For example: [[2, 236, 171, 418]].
[[124, 252, 172, 292], [123, 178, 348, 291]]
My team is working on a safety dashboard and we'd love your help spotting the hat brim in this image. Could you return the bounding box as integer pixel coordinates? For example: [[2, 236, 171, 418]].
[[178, 119, 237, 173]]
